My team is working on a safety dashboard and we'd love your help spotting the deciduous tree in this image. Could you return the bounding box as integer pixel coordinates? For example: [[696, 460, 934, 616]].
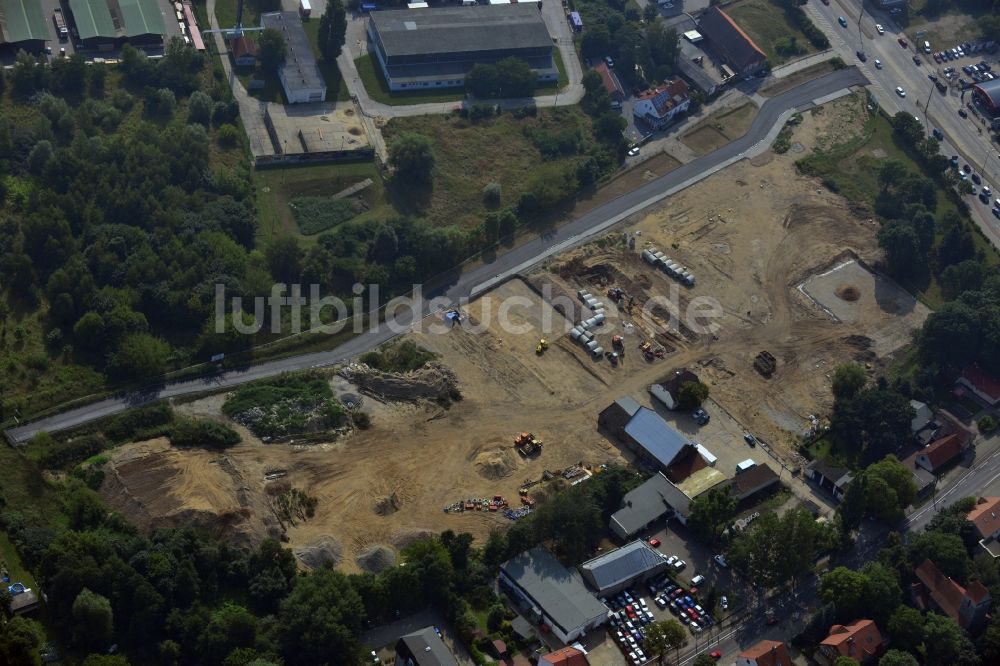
[[317, 0, 348, 61], [258, 28, 287, 71], [643, 619, 686, 664], [389, 133, 436, 186]]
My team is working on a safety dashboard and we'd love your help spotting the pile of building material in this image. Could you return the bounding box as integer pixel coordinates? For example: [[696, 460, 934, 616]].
[[568, 290, 606, 359], [641, 247, 696, 287], [442, 495, 511, 513]]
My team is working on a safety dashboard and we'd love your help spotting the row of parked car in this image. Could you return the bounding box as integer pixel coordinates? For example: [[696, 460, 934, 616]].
[[607, 589, 656, 666], [932, 40, 997, 64]]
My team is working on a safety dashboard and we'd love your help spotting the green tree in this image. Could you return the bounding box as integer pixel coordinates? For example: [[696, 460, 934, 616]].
[[879, 650, 919, 666], [730, 507, 831, 588], [466, 63, 500, 98], [877, 160, 909, 193], [108, 333, 171, 378], [277, 569, 365, 665], [832, 363, 867, 400], [688, 488, 737, 545], [643, 619, 686, 664], [495, 57, 536, 98], [72, 588, 114, 651], [693, 655, 716, 666], [830, 388, 914, 463], [820, 566, 867, 619], [978, 616, 1000, 664], [677, 380, 709, 410], [266, 235, 303, 284], [863, 456, 917, 522], [82, 656, 130, 666], [919, 301, 980, 368], [909, 531, 972, 581], [0, 617, 45, 666], [878, 220, 923, 280], [317, 0, 348, 61], [922, 614, 964, 666], [834, 658, 860, 666], [389, 133, 436, 186], [188, 91, 213, 125], [887, 605, 925, 654], [258, 28, 288, 71]]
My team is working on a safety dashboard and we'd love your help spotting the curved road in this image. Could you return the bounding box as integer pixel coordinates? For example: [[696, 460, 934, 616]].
[[5, 67, 867, 444]]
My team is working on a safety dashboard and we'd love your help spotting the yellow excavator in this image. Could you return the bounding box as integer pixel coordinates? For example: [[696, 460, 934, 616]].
[[535, 338, 549, 355]]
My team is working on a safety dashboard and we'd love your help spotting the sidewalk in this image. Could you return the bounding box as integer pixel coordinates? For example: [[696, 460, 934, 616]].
[[771, 49, 838, 80]]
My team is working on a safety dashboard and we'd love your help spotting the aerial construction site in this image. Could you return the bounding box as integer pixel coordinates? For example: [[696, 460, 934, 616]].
[[98, 94, 930, 572]]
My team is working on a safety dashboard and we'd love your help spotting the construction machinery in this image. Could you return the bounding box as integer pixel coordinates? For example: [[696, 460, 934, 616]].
[[606, 351, 619, 366], [754, 351, 777, 377], [535, 339, 549, 355], [514, 432, 543, 457], [612, 335, 625, 355]]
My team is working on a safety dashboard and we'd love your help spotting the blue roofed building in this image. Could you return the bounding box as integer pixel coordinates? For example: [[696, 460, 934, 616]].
[[579, 540, 671, 597]]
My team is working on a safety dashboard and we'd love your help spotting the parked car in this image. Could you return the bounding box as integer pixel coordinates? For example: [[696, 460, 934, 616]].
[[857, 50, 867, 62], [721, 596, 729, 610], [895, 86, 906, 97], [838, 16, 847, 27], [912, 55, 922, 65], [710, 651, 723, 660], [627, 145, 640, 157], [743, 433, 756, 446], [874, 59, 882, 69], [876, 23, 884, 35], [898, 37, 908, 47], [604, 56, 614, 68], [932, 128, 943, 140], [691, 574, 706, 586], [959, 108, 968, 118], [673, 559, 687, 571], [648, 537, 661, 548], [714, 554, 729, 567], [692, 408, 710, 425], [972, 173, 982, 184]]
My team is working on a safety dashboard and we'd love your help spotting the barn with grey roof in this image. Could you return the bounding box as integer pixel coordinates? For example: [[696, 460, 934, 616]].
[[366, 5, 557, 91]]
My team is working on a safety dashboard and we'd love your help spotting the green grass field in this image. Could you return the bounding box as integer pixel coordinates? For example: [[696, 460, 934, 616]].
[[726, 0, 819, 65], [255, 162, 391, 244]]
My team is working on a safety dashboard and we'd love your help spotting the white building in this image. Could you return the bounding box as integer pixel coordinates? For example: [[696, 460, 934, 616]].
[[261, 12, 326, 104]]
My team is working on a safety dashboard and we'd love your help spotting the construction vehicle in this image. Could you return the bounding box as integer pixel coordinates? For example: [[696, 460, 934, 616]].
[[612, 335, 625, 355], [535, 339, 549, 355], [754, 350, 777, 377], [514, 432, 543, 457], [606, 351, 619, 366]]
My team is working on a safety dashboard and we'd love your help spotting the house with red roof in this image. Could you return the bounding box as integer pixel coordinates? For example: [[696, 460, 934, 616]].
[[736, 640, 792, 666], [816, 620, 883, 665], [592, 62, 624, 107], [915, 433, 968, 473], [956, 364, 1000, 407], [967, 497, 1000, 558], [537, 646, 589, 666], [231, 35, 258, 68], [912, 559, 991, 631], [697, 6, 767, 77], [632, 78, 690, 130]]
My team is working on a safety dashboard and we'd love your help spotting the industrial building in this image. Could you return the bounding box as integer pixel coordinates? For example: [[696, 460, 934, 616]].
[[366, 5, 557, 91], [579, 541, 670, 597], [610, 472, 675, 540], [261, 11, 326, 104], [500, 548, 607, 644], [68, 0, 166, 49], [0, 0, 48, 52]]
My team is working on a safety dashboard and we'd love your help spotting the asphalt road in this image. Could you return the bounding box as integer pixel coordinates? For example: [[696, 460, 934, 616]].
[[4, 67, 867, 445], [805, 0, 1000, 247]]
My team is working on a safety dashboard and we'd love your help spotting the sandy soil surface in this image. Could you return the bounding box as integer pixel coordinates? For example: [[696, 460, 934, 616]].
[[101, 95, 928, 570]]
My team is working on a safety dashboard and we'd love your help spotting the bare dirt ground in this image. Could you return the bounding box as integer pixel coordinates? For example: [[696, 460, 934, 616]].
[[680, 103, 758, 156], [102, 96, 927, 570]]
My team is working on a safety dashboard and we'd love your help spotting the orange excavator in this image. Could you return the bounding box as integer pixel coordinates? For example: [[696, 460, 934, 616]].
[[514, 432, 543, 457]]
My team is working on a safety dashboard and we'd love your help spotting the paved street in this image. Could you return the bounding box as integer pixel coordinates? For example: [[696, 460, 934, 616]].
[[804, 0, 1000, 249], [5, 68, 867, 443]]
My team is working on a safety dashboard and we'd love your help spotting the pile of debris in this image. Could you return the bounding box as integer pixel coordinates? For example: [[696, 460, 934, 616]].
[[504, 507, 532, 521], [754, 351, 777, 377], [443, 495, 511, 513], [641, 247, 695, 287], [340, 362, 459, 403]]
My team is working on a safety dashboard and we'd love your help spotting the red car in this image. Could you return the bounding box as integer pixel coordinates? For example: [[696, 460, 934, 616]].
[[898, 37, 908, 47], [710, 651, 722, 660], [648, 538, 661, 548]]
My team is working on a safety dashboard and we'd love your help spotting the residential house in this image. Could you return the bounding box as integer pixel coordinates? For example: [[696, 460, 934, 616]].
[[697, 6, 767, 77], [231, 35, 258, 67], [955, 364, 1000, 407], [593, 62, 624, 108], [967, 497, 1000, 557], [736, 640, 792, 666], [912, 559, 991, 632], [910, 400, 933, 434], [715, 462, 780, 502], [817, 620, 883, 665], [632, 78, 690, 130], [915, 433, 968, 474], [648, 369, 700, 411], [500, 548, 607, 644], [610, 472, 675, 540], [805, 459, 853, 501], [538, 646, 589, 665], [394, 626, 458, 666], [579, 540, 670, 596]]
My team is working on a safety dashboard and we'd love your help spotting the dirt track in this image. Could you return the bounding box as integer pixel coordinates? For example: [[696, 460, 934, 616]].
[[102, 95, 929, 570]]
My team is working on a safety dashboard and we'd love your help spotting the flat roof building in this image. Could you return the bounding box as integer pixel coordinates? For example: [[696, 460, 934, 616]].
[[0, 0, 48, 51], [261, 11, 326, 104], [395, 626, 458, 666], [500, 548, 607, 644], [366, 5, 556, 91], [579, 540, 670, 597]]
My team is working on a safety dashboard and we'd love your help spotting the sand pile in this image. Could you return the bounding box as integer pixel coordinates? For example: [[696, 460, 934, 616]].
[[294, 536, 343, 569], [374, 491, 402, 516], [391, 529, 437, 550], [836, 285, 860, 301], [356, 545, 397, 573], [474, 448, 517, 480]]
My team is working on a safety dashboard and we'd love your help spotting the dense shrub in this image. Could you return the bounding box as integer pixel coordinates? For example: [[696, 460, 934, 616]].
[[167, 417, 242, 448], [289, 196, 358, 234]]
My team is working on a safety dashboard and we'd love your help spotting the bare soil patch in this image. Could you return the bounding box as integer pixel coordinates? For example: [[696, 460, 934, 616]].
[[681, 103, 758, 156]]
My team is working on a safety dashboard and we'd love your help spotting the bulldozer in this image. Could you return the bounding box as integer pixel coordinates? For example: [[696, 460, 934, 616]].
[[514, 432, 543, 457], [535, 338, 549, 355]]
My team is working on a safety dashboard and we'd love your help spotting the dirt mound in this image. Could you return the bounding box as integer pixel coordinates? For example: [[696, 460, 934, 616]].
[[99, 438, 277, 549], [374, 491, 402, 516], [390, 528, 437, 550], [340, 363, 458, 403], [836, 285, 860, 301], [356, 545, 396, 573], [294, 536, 343, 569], [474, 448, 518, 480]]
